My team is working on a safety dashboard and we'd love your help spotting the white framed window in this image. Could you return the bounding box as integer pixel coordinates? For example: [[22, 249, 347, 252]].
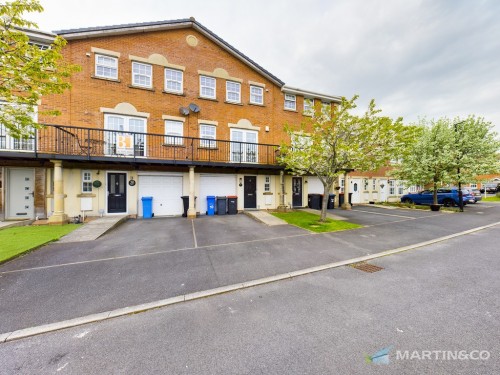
[[470, 183, 477, 189], [95, 54, 118, 79], [82, 171, 92, 193], [0, 103, 36, 151], [303, 98, 314, 115], [250, 85, 264, 105], [322, 102, 331, 119], [132, 62, 152, 88], [200, 124, 216, 148], [165, 68, 183, 93], [200, 76, 216, 99], [372, 179, 377, 190], [340, 178, 345, 193], [398, 184, 404, 195], [230, 129, 258, 163], [226, 81, 241, 103], [389, 180, 395, 195], [264, 176, 271, 192], [104, 114, 146, 156], [291, 134, 311, 150], [0, 124, 35, 151], [284, 94, 296, 110], [165, 120, 184, 145]]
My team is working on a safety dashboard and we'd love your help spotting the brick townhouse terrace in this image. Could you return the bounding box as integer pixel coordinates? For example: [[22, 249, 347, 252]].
[[0, 18, 345, 223]]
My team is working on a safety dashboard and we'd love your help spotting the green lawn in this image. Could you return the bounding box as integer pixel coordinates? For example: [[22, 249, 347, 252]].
[[271, 210, 361, 233], [0, 224, 79, 264], [483, 196, 500, 202]]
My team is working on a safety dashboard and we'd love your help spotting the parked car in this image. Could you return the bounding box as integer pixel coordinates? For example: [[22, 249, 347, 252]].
[[400, 188, 475, 207], [470, 189, 482, 203], [480, 183, 500, 193]]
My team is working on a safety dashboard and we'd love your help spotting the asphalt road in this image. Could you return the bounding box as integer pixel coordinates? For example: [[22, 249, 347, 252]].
[[0, 204, 499, 334], [1, 219, 499, 374]]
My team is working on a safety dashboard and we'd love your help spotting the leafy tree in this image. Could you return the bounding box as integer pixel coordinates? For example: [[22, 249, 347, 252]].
[[392, 116, 499, 205], [0, 0, 79, 138], [279, 95, 407, 221], [453, 116, 500, 184]]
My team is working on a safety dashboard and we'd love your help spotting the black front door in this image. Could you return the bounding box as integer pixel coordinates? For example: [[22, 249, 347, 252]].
[[108, 173, 127, 213], [244, 176, 257, 209], [292, 177, 303, 207]]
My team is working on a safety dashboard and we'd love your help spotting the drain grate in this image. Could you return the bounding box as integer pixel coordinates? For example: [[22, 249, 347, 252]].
[[349, 262, 384, 273]]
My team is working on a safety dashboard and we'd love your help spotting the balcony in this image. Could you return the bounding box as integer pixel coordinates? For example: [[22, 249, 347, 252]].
[[0, 124, 281, 168]]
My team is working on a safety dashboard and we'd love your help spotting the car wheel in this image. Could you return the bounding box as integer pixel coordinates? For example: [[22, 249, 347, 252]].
[[442, 199, 455, 207], [402, 198, 413, 204]]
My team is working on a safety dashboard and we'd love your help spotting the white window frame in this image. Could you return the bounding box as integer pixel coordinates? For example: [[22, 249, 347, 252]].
[[226, 81, 241, 103], [398, 183, 404, 195], [0, 103, 36, 151], [132, 61, 152, 88], [372, 179, 377, 191], [199, 124, 216, 148], [104, 114, 147, 156], [82, 171, 93, 193], [95, 54, 118, 79], [322, 102, 331, 119], [165, 120, 184, 145], [230, 129, 258, 163], [250, 85, 264, 105], [200, 76, 216, 99], [264, 176, 271, 192], [164, 68, 183, 94], [303, 98, 314, 115], [284, 94, 296, 110], [389, 180, 395, 195], [291, 134, 311, 150]]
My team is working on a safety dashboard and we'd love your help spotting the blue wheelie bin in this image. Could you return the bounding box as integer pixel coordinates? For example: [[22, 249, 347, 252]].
[[206, 196, 216, 216], [141, 196, 153, 219]]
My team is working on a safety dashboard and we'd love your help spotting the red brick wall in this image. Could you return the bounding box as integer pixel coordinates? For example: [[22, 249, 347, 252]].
[[39, 28, 315, 147]]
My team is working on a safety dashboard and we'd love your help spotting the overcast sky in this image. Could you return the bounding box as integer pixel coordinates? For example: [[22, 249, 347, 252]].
[[28, 0, 500, 134]]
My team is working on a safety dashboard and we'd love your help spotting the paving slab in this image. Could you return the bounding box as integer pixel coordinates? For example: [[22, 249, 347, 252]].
[[244, 210, 288, 226], [57, 215, 128, 243]]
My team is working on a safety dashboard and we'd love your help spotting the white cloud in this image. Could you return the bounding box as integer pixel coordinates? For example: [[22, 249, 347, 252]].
[[29, 0, 500, 134]]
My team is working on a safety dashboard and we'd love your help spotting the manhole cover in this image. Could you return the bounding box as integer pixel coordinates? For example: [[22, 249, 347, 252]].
[[350, 262, 384, 273]]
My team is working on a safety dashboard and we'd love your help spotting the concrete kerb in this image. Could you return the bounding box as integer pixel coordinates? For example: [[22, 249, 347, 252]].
[[2, 220, 499, 343]]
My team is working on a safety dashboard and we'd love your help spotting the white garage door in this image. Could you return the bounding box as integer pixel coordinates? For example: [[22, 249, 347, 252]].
[[199, 174, 237, 214], [138, 175, 183, 217], [308, 177, 324, 194]]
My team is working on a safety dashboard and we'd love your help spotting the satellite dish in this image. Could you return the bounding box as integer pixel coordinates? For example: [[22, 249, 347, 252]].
[[189, 103, 200, 113], [179, 107, 190, 116]]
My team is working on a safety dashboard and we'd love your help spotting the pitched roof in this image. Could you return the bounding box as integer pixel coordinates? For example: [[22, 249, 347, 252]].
[[54, 18, 285, 87]]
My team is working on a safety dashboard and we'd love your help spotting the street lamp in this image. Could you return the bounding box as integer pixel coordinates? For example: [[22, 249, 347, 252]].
[[453, 120, 467, 212]]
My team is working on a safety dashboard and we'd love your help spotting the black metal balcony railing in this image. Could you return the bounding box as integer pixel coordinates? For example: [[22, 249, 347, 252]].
[[0, 124, 281, 166]]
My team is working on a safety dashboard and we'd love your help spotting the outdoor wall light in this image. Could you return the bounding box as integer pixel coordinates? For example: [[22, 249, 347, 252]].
[[239, 177, 243, 187], [128, 176, 136, 186]]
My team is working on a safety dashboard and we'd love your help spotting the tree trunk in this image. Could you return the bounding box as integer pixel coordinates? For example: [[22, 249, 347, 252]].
[[320, 181, 333, 222], [433, 182, 438, 205]]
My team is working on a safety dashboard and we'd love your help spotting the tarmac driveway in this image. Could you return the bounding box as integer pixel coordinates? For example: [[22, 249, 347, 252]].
[[1, 204, 499, 334]]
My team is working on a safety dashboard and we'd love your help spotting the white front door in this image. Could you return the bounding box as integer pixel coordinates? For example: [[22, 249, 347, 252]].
[[350, 178, 362, 203], [379, 179, 388, 202], [7, 168, 35, 219]]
